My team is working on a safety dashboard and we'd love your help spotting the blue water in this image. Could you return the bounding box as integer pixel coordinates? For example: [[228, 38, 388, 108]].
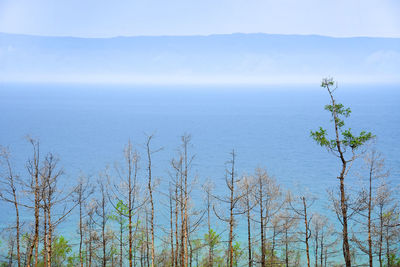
[[0, 82, 399, 262]]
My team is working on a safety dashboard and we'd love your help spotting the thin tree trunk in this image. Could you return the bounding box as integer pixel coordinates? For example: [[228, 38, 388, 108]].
[[259, 178, 265, 267], [302, 197, 310, 267], [246, 188, 252, 267], [183, 138, 189, 267], [368, 167, 373, 267], [46, 204, 52, 267], [271, 227, 276, 267], [315, 228, 318, 267], [228, 151, 235, 267], [320, 231, 324, 267], [378, 208, 382, 267], [206, 185, 213, 267], [120, 220, 123, 267], [146, 136, 156, 267], [79, 192, 84, 267], [12, 176, 21, 267], [285, 228, 289, 267], [43, 202, 47, 266], [175, 183, 179, 267], [27, 141, 40, 267], [386, 224, 390, 267], [169, 188, 175, 267]]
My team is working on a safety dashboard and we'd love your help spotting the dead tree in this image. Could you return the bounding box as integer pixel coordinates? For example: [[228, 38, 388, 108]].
[[171, 134, 194, 267], [39, 153, 77, 267], [202, 180, 215, 267], [310, 213, 335, 267], [144, 135, 163, 267], [74, 175, 93, 267], [212, 150, 246, 267], [94, 178, 110, 267], [108, 141, 142, 267], [311, 78, 374, 267], [0, 147, 22, 267], [374, 178, 398, 267], [279, 208, 298, 267], [288, 192, 315, 267], [238, 175, 257, 267], [253, 168, 282, 267], [351, 150, 389, 267], [26, 138, 41, 267]]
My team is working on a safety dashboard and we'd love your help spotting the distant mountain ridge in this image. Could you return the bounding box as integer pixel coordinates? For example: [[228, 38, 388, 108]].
[[1, 32, 399, 84]]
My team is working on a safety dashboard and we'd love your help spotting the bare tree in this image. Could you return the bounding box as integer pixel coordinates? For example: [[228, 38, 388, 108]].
[[311, 213, 336, 267], [74, 175, 93, 267], [253, 168, 282, 267], [108, 141, 142, 267], [0, 147, 22, 267], [374, 177, 398, 267], [94, 178, 110, 267], [311, 78, 374, 267], [238, 175, 257, 267], [212, 150, 245, 267], [203, 180, 215, 267], [25, 138, 41, 267], [145, 134, 162, 267], [279, 208, 298, 267], [288, 192, 315, 267], [351, 150, 389, 266], [171, 134, 194, 267]]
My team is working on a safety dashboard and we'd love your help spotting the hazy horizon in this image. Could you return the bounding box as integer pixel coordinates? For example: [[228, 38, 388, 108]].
[[2, 32, 399, 85]]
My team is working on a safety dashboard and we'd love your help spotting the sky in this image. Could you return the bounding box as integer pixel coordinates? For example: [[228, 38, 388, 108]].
[[0, 0, 399, 38]]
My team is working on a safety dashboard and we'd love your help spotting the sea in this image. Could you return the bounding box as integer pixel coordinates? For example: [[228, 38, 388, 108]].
[[0, 82, 399, 260]]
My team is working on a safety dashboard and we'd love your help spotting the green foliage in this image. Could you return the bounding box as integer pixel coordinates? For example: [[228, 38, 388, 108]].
[[109, 200, 128, 224], [52, 236, 72, 263], [204, 228, 220, 249], [387, 253, 400, 267], [311, 78, 374, 154], [38, 236, 72, 267], [66, 253, 80, 267], [232, 241, 244, 266]]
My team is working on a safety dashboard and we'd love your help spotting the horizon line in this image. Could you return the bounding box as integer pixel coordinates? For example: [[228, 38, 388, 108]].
[[1, 31, 400, 40]]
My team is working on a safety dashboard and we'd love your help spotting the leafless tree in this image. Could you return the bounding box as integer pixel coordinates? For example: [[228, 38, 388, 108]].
[[145, 134, 162, 267], [374, 177, 399, 267], [351, 150, 389, 266], [74, 175, 93, 267], [0, 147, 22, 267], [279, 208, 298, 267], [94, 178, 110, 267], [213, 150, 245, 267], [202, 180, 215, 267], [238, 175, 257, 267], [108, 141, 142, 267], [26, 138, 41, 267], [311, 213, 336, 267], [288, 191, 318, 267], [171, 134, 194, 267], [253, 167, 282, 267]]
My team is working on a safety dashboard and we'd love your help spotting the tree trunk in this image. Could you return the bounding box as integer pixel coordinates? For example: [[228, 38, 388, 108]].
[[146, 136, 156, 267], [302, 197, 310, 267], [340, 176, 351, 267], [247, 190, 252, 267], [228, 151, 235, 267], [368, 167, 373, 267], [259, 178, 265, 267]]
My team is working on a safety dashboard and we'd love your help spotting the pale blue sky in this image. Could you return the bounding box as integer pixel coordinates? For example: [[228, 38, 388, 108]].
[[0, 0, 399, 38]]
